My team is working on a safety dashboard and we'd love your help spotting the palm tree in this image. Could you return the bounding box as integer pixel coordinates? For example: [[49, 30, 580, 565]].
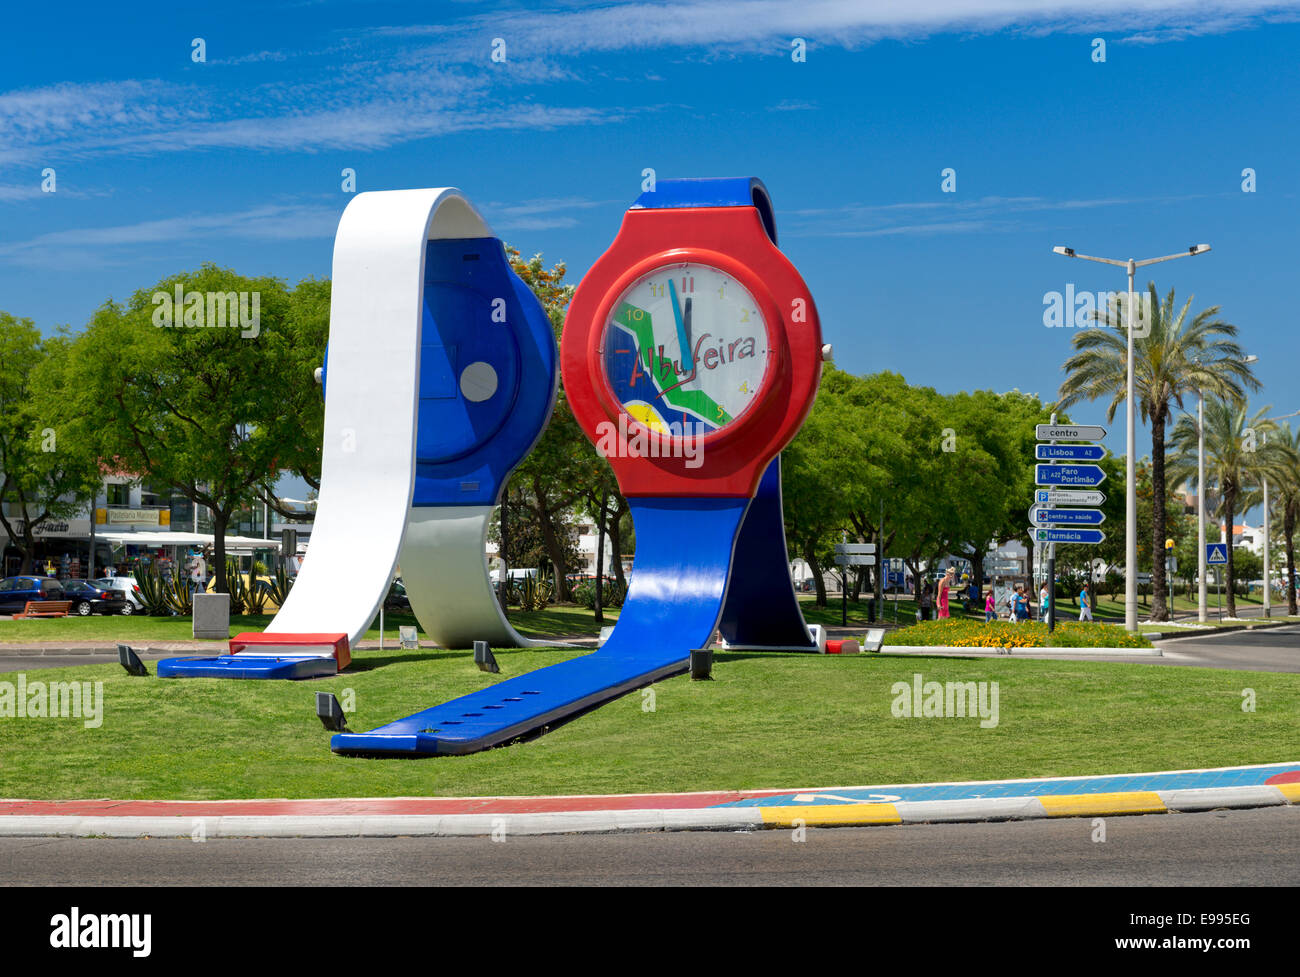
[[1056, 283, 1257, 620], [1268, 423, 1300, 616], [1168, 399, 1282, 617]]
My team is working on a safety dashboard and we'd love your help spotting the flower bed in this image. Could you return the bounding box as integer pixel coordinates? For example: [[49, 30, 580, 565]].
[[881, 618, 1153, 649]]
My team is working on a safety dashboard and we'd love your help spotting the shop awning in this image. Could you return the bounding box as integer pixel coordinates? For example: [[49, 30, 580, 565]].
[[94, 531, 281, 553]]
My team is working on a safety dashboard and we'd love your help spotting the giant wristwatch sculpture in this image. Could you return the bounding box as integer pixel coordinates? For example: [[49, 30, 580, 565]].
[[329, 176, 824, 751]]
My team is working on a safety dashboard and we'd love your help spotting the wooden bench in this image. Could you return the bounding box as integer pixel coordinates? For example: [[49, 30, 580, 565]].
[[13, 600, 73, 619]]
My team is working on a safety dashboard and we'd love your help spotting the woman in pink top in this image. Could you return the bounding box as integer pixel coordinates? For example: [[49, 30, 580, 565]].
[[984, 589, 996, 622], [936, 568, 955, 618]]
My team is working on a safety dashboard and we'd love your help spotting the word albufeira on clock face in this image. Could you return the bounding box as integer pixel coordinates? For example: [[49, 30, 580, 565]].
[[600, 261, 771, 437]]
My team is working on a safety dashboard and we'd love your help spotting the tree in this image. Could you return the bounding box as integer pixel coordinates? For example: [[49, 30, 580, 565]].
[[254, 276, 329, 516], [1269, 423, 1300, 615], [502, 246, 598, 601], [781, 372, 868, 606], [0, 315, 101, 573], [55, 265, 309, 594], [1168, 398, 1281, 617], [1056, 283, 1257, 620]]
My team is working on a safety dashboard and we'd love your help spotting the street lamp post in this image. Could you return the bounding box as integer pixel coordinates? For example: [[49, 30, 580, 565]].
[[1052, 244, 1211, 631], [1198, 389, 1208, 622]]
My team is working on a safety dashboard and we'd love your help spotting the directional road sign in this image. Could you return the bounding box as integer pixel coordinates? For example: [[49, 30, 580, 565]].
[[1205, 542, 1229, 565], [1036, 443, 1106, 462], [1036, 424, 1107, 441], [1032, 527, 1106, 545], [1029, 505, 1106, 526], [1035, 488, 1106, 506], [1035, 464, 1107, 487], [834, 543, 876, 554]]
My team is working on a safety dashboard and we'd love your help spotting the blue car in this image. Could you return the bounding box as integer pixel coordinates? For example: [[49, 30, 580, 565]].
[[0, 575, 67, 614]]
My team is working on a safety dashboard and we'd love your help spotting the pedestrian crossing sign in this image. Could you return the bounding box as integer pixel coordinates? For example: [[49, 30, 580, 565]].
[[1205, 543, 1228, 565]]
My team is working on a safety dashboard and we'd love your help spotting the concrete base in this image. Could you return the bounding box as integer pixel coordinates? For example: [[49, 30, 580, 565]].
[[192, 593, 230, 640]]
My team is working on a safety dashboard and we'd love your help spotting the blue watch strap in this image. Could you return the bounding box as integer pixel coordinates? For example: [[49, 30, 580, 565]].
[[330, 496, 750, 755], [717, 455, 817, 650], [631, 176, 776, 245]]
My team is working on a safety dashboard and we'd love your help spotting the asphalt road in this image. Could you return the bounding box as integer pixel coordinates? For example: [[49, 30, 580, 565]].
[[2, 806, 1295, 885], [1153, 624, 1300, 672]]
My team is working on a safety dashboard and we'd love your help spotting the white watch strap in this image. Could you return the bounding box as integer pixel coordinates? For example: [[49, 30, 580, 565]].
[[266, 187, 491, 648], [399, 506, 547, 649]]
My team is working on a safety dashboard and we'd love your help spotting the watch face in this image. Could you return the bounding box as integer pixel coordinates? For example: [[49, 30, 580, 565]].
[[601, 262, 770, 436]]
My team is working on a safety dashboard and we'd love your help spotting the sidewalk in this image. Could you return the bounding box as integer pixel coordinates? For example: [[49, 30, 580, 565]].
[[3, 762, 1296, 838]]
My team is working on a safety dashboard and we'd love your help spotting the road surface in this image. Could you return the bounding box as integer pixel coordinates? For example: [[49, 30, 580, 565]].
[[1, 806, 1295, 885]]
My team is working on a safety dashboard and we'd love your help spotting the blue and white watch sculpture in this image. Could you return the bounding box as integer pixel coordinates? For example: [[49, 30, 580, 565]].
[[159, 187, 557, 679]]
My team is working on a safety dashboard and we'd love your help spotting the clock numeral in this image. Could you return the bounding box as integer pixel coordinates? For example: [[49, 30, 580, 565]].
[[716, 405, 725, 420], [739, 382, 749, 394], [740, 308, 750, 322], [649, 283, 665, 298], [680, 276, 694, 293], [718, 284, 726, 299]]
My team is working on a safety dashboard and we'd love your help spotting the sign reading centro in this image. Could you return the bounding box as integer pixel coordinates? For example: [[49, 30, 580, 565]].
[[1035, 424, 1106, 441]]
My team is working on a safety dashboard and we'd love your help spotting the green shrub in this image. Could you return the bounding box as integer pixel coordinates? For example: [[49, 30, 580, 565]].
[[883, 618, 1152, 649], [572, 578, 628, 610], [133, 568, 174, 616]]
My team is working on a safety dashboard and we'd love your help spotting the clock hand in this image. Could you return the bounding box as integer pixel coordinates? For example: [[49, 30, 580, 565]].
[[668, 278, 694, 374], [684, 296, 694, 370]]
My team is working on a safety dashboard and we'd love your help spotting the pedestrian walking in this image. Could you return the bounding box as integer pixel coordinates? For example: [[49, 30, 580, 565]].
[[937, 568, 955, 619], [1079, 582, 1094, 622], [984, 588, 996, 623]]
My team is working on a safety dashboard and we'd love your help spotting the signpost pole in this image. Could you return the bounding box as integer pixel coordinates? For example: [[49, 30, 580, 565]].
[[841, 531, 848, 627]]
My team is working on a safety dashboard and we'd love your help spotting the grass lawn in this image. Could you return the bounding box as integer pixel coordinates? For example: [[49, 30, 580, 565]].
[[0, 605, 618, 643], [1, 647, 1294, 800]]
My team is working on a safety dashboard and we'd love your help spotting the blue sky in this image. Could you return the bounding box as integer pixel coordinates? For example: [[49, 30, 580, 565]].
[[3, 0, 1298, 499]]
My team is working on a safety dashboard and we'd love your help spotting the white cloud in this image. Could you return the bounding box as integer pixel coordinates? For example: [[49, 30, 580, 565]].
[[0, 203, 345, 265], [375, 0, 1300, 56], [2, 0, 1289, 167], [784, 193, 1195, 237]]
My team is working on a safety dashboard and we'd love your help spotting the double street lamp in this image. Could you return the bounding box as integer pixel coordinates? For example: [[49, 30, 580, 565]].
[[1052, 243, 1211, 631]]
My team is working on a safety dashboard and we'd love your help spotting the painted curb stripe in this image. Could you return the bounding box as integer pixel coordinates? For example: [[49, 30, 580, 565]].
[[880, 645, 1161, 657], [1038, 791, 1166, 816], [1275, 783, 1300, 803], [759, 803, 901, 827], [0, 784, 1295, 837]]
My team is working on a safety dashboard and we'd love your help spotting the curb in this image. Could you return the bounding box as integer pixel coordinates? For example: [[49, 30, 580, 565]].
[[1147, 620, 1300, 642], [879, 644, 1161, 657], [0, 638, 594, 657], [2, 783, 1295, 838]]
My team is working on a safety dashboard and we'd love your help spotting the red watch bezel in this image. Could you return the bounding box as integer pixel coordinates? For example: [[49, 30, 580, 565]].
[[590, 248, 784, 453], [563, 204, 822, 498]]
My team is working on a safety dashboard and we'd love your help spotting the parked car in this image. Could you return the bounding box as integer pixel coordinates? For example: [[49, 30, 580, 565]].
[[59, 579, 128, 616], [91, 576, 145, 614], [0, 575, 67, 614]]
